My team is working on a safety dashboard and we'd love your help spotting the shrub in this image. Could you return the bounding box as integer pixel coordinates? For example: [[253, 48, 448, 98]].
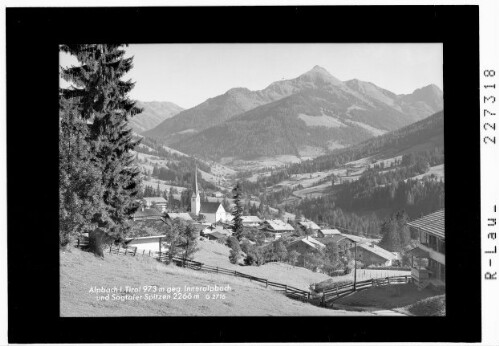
[[229, 249, 240, 264]]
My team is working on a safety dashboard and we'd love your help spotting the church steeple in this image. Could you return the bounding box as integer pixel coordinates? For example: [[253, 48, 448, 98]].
[[194, 164, 199, 196], [191, 165, 200, 215]]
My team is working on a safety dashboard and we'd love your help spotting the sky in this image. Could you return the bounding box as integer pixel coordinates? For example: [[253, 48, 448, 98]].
[[60, 43, 443, 109]]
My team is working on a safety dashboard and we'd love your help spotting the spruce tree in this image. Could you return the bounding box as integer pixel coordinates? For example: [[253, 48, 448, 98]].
[[60, 44, 142, 250], [59, 96, 103, 247], [231, 181, 244, 240]]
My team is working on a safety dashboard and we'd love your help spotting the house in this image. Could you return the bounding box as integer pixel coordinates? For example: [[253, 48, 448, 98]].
[[142, 197, 168, 213], [298, 220, 321, 236], [132, 207, 163, 221], [355, 243, 399, 267], [241, 215, 262, 227], [205, 231, 227, 243], [124, 235, 167, 254], [286, 236, 326, 265], [199, 202, 227, 224], [316, 234, 356, 255], [406, 209, 445, 288], [165, 212, 194, 223], [190, 167, 228, 224], [260, 219, 295, 239], [317, 228, 341, 238], [201, 225, 232, 237], [342, 233, 381, 244]]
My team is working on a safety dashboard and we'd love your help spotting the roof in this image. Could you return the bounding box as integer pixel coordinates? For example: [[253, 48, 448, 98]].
[[406, 245, 430, 258], [133, 208, 163, 218], [191, 223, 208, 231], [289, 236, 326, 251], [263, 219, 295, 232], [298, 221, 321, 230], [166, 213, 193, 222], [323, 234, 354, 244], [200, 201, 223, 214], [319, 228, 341, 235], [342, 234, 380, 244], [241, 215, 262, 223], [207, 231, 227, 239], [142, 197, 167, 204], [125, 235, 165, 241], [357, 243, 398, 261], [407, 209, 445, 239]]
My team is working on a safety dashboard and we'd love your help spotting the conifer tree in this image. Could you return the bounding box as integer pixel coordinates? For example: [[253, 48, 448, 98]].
[[60, 44, 142, 249], [231, 181, 244, 240], [59, 97, 103, 247]]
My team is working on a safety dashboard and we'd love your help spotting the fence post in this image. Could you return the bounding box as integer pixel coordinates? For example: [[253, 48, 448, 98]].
[[266, 279, 268, 288], [285, 285, 287, 293], [321, 294, 325, 307], [234, 271, 237, 276], [387, 277, 390, 285], [336, 286, 339, 297], [134, 247, 137, 256], [216, 267, 219, 274], [142, 249, 145, 256], [77, 238, 80, 248], [149, 250, 151, 257], [125, 247, 128, 256], [308, 292, 310, 300], [371, 279, 374, 287]]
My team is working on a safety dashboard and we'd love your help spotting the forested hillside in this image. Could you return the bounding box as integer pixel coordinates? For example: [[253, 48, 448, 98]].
[[285, 110, 443, 175]]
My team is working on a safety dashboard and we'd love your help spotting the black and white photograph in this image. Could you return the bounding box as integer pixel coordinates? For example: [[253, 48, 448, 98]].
[[59, 43, 445, 317], [5, 4, 489, 344]]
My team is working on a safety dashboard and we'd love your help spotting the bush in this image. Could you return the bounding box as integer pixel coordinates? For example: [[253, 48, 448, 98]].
[[229, 249, 240, 264], [245, 248, 265, 266]]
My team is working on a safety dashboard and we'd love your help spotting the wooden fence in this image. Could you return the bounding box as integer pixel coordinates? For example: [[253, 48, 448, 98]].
[[75, 240, 311, 301], [75, 239, 410, 306], [158, 254, 311, 301]]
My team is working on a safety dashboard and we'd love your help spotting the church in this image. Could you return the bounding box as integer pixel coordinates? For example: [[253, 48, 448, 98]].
[[191, 167, 228, 224]]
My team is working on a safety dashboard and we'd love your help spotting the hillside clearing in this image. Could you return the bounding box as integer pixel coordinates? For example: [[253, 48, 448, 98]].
[[332, 283, 441, 311], [61, 249, 372, 316], [398, 294, 446, 316], [406, 164, 444, 182], [193, 240, 330, 290]]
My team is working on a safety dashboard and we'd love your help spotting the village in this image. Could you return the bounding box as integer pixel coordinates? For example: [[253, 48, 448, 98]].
[[104, 167, 446, 300]]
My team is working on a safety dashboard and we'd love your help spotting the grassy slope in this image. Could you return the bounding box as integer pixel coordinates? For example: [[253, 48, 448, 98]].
[[333, 283, 442, 311], [193, 240, 332, 290], [399, 294, 446, 316], [61, 249, 371, 317]]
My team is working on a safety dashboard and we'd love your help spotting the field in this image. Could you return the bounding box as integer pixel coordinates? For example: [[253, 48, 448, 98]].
[[399, 294, 446, 316], [193, 240, 330, 290], [332, 283, 441, 312], [407, 164, 444, 182], [60, 249, 373, 316]]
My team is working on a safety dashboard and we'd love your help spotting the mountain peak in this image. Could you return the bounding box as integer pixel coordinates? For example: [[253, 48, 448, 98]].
[[225, 87, 251, 96], [298, 65, 342, 86]]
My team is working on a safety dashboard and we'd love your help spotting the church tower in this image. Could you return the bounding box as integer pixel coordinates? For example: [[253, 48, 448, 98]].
[[191, 165, 200, 215]]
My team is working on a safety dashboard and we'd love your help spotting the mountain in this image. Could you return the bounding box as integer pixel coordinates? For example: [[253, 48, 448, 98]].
[[143, 66, 380, 143], [344, 80, 443, 121], [287, 110, 444, 175], [145, 66, 443, 161], [129, 101, 184, 134], [396, 84, 444, 120]]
